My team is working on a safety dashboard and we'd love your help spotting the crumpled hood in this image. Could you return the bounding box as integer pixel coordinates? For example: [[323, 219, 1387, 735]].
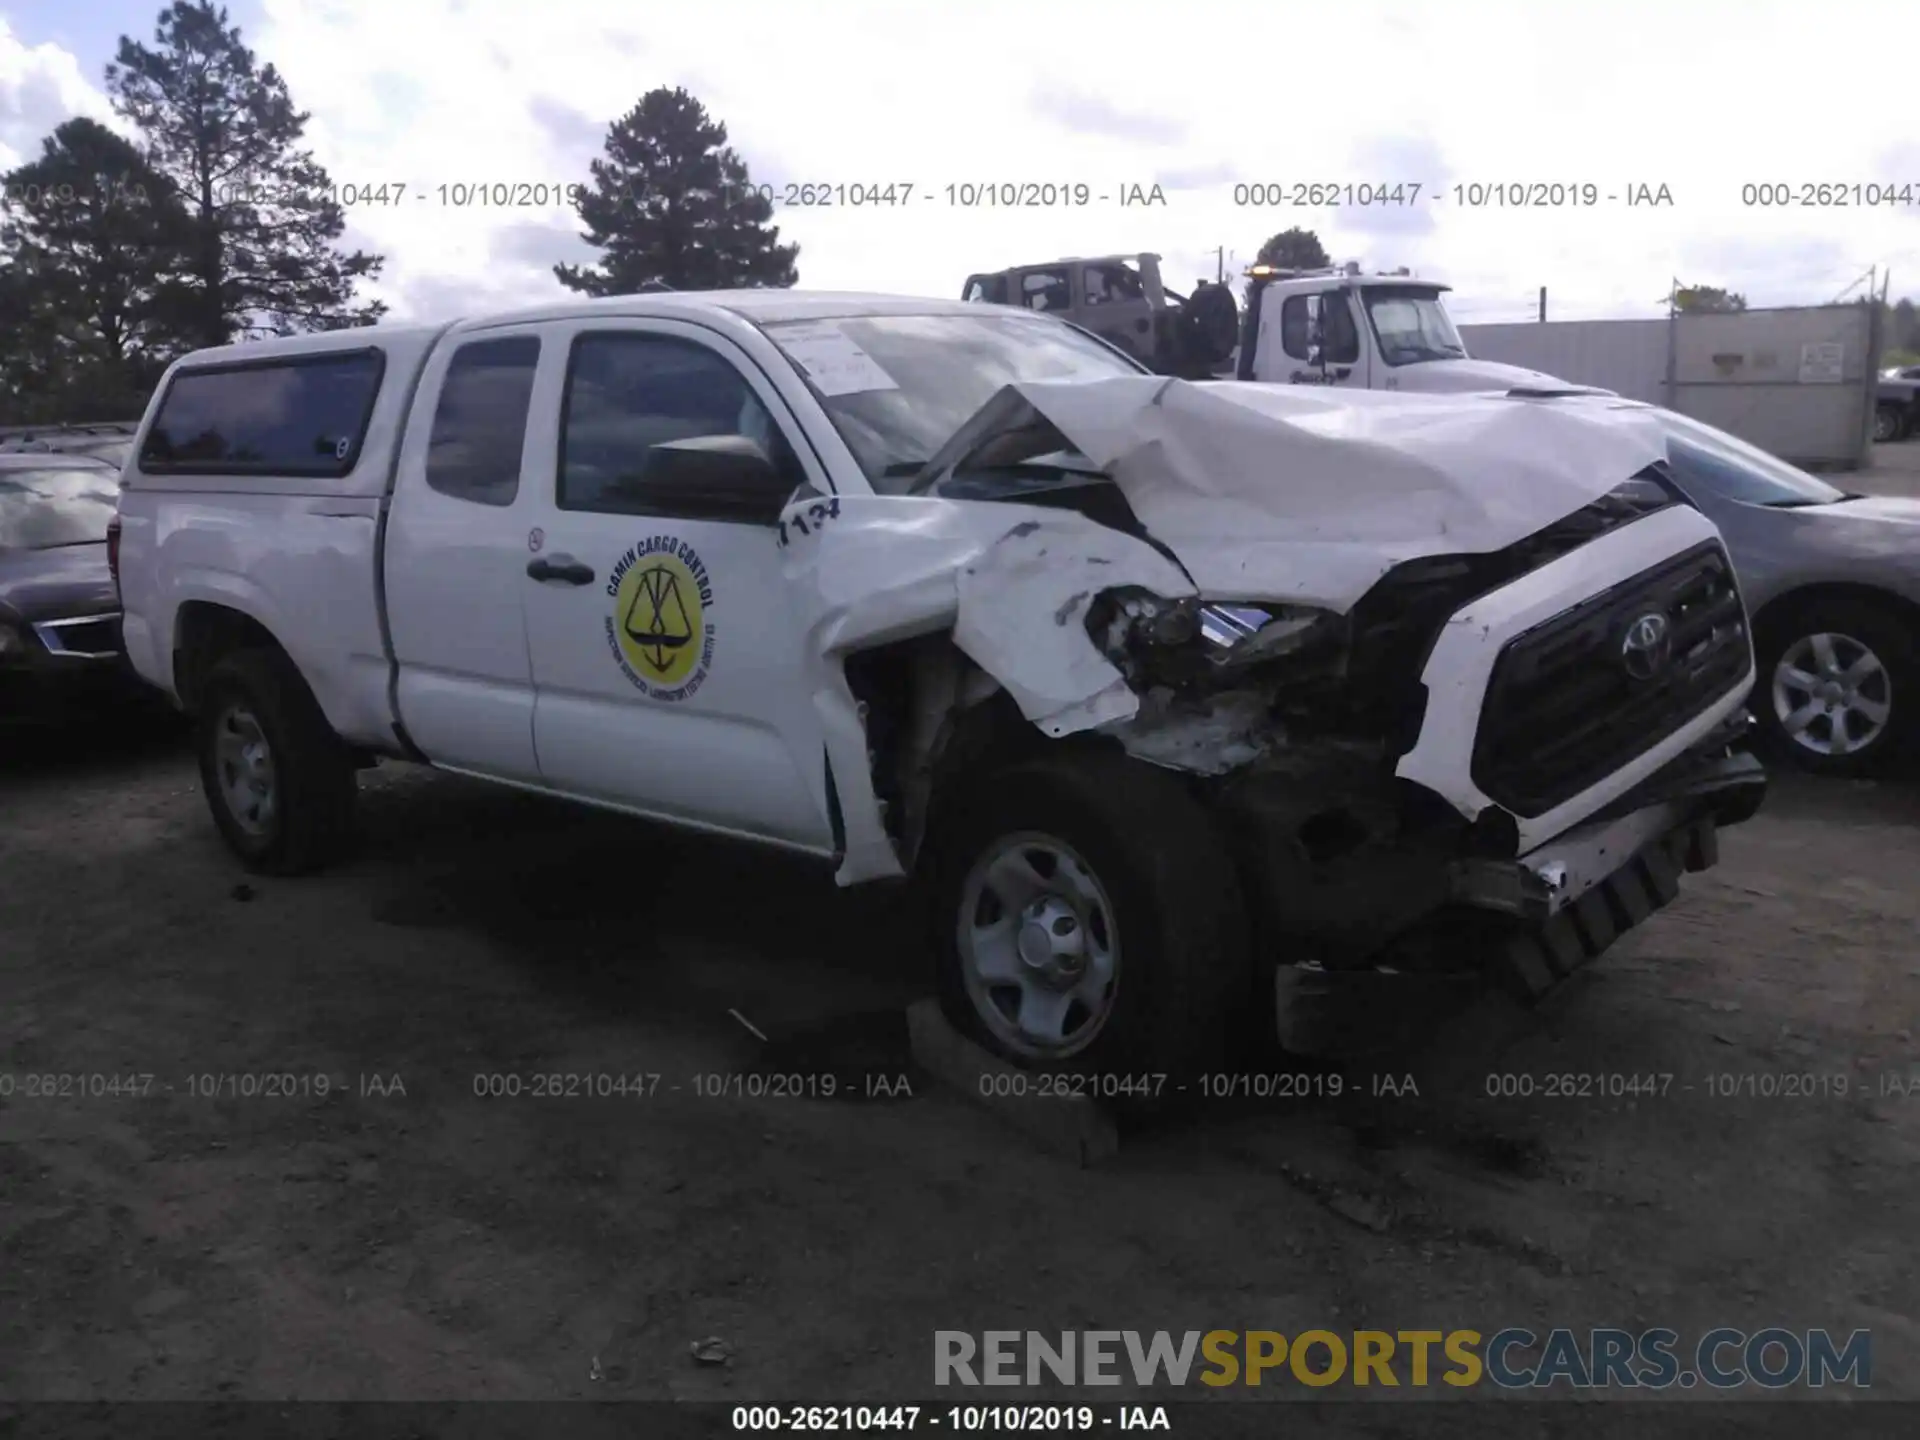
[[992, 377, 1673, 608]]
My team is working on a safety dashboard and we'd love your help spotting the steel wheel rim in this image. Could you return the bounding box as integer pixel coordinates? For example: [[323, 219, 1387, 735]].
[[1875, 411, 1898, 442], [955, 831, 1121, 1060], [1771, 631, 1893, 758], [213, 704, 278, 837]]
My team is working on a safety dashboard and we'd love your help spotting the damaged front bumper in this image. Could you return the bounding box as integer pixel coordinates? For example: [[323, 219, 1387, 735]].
[[1448, 721, 1764, 999], [1275, 715, 1766, 1052]]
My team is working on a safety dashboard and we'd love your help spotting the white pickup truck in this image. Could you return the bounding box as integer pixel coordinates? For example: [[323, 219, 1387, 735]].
[[113, 290, 1765, 1085]]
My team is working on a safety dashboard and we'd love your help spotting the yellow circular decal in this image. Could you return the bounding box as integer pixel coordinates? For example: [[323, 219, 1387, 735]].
[[604, 536, 716, 701]]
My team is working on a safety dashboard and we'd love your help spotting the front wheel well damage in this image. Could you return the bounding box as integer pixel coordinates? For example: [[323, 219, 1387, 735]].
[[841, 635, 1121, 875]]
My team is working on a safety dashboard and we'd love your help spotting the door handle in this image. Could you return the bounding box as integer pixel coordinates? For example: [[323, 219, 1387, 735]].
[[527, 555, 595, 585]]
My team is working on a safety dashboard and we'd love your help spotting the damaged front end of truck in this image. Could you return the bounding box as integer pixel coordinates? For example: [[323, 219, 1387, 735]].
[[779, 376, 1765, 1053]]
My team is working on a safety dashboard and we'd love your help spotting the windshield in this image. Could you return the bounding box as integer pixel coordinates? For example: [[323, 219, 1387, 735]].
[[0, 465, 119, 548], [761, 312, 1144, 492], [1657, 411, 1849, 507], [1362, 285, 1467, 366]]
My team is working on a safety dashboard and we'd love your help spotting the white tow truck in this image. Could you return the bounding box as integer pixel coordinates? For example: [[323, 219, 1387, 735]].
[[112, 290, 1763, 1089], [1236, 263, 1593, 394]]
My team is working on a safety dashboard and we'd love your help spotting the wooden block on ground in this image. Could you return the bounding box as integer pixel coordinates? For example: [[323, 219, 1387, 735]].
[[905, 999, 1120, 1167]]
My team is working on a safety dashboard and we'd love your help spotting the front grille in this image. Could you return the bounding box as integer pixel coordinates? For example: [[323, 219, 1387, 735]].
[[1471, 542, 1750, 818], [33, 613, 122, 658]]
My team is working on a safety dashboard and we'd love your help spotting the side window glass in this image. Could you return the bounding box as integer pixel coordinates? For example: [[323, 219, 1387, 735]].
[[1081, 265, 1143, 307], [1322, 294, 1361, 364], [139, 352, 383, 475], [1019, 269, 1071, 313], [558, 334, 802, 515], [1280, 296, 1314, 360], [424, 336, 541, 505]]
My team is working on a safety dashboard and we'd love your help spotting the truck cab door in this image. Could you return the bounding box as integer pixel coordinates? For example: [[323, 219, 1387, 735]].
[[383, 327, 548, 782], [516, 319, 837, 854], [1317, 290, 1369, 387], [1269, 288, 1366, 387]]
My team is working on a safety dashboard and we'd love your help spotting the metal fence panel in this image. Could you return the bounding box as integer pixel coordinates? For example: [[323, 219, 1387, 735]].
[[1461, 305, 1877, 467]]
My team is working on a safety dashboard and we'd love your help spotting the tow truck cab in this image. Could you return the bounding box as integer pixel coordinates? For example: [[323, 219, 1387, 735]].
[[1236, 263, 1584, 394]]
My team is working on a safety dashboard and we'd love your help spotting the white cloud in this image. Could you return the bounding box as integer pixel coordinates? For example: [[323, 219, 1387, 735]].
[[9, 1, 1920, 324], [0, 17, 119, 169]]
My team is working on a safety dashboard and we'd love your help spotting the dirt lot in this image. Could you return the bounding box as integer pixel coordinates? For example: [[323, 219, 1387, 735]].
[[1858, 435, 1920, 499], [2, 443, 1918, 1413]]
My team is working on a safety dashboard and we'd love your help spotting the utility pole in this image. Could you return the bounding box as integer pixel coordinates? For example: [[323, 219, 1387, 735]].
[[1538, 286, 1546, 322]]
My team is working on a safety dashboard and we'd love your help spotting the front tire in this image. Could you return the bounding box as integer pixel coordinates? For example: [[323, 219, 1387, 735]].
[[926, 751, 1252, 1096], [196, 647, 359, 874], [1873, 405, 1908, 444], [1753, 597, 1916, 777]]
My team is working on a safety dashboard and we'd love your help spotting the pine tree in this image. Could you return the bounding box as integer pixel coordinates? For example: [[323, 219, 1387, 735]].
[[0, 117, 198, 422], [556, 86, 798, 295], [105, 0, 385, 347], [1256, 228, 1331, 272]]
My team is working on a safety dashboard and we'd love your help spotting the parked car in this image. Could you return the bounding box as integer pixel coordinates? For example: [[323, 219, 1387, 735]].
[[0, 422, 141, 473], [1532, 398, 1920, 777], [1878, 370, 1919, 442], [113, 293, 1765, 1085], [0, 453, 151, 723]]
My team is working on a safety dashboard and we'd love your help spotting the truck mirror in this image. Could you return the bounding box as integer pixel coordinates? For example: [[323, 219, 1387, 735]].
[[628, 434, 791, 524]]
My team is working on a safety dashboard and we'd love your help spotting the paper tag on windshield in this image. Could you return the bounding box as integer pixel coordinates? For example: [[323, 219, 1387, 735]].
[[780, 328, 899, 396]]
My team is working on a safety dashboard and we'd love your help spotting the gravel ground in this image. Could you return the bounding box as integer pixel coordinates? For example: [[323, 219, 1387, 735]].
[[2, 719, 1916, 1410], [1, 439, 1916, 1413]]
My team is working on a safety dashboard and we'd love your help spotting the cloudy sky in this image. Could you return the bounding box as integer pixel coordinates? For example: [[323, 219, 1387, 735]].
[[4, 0, 1917, 326]]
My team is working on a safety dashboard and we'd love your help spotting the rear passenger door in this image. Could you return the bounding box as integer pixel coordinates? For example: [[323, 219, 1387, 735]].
[[384, 329, 546, 781], [518, 320, 837, 853]]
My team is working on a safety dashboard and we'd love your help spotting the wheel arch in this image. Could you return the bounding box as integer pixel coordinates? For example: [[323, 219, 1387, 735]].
[[173, 602, 292, 715], [1750, 582, 1920, 652], [837, 632, 1119, 880]]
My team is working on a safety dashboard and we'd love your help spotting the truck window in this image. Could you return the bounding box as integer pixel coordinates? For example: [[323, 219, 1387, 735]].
[[963, 274, 1009, 304], [1320, 294, 1361, 364], [1081, 264, 1144, 307], [1279, 294, 1359, 365], [558, 333, 801, 516], [1280, 296, 1314, 361], [424, 336, 541, 506], [139, 350, 384, 476], [1018, 270, 1071, 314]]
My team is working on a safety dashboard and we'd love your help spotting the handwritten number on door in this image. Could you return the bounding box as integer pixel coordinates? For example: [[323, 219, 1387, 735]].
[[777, 496, 841, 548]]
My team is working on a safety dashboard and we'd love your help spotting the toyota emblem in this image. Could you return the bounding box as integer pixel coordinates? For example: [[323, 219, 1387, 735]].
[[1620, 611, 1673, 681]]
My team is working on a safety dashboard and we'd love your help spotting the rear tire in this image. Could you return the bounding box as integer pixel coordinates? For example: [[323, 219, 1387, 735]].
[[1874, 405, 1905, 444], [195, 647, 358, 875], [925, 750, 1252, 1103], [1753, 596, 1916, 778]]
